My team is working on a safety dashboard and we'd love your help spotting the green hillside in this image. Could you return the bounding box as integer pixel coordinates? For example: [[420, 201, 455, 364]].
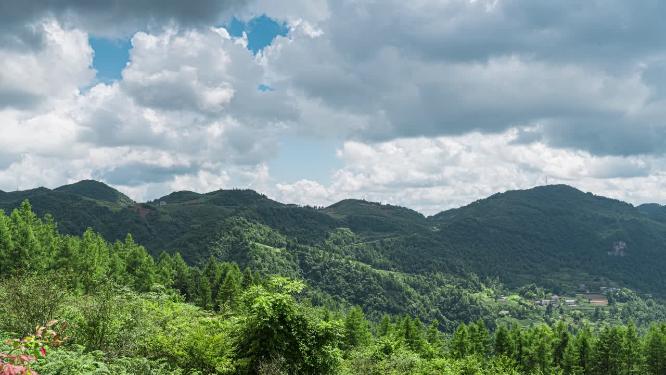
[[54, 180, 134, 206], [424, 185, 666, 293], [2, 181, 666, 316], [2, 202, 666, 375]]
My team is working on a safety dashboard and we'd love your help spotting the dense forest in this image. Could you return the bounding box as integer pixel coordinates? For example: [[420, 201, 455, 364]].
[[3, 181, 666, 298], [1, 201, 666, 374]]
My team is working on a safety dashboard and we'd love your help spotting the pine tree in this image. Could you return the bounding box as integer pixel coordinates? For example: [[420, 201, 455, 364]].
[[343, 306, 371, 350], [123, 234, 156, 292], [469, 319, 491, 357], [241, 266, 255, 288], [593, 325, 624, 375], [525, 324, 554, 375], [510, 324, 526, 370], [576, 326, 594, 375], [9, 205, 40, 272], [426, 320, 445, 353], [623, 322, 643, 375], [216, 266, 241, 311], [553, 321, 571, 369], [402, 316, 426, 353], [451, 323, 471, 359], [494, 325, 513, 358], [0, 210, 14, 274], [644, 324, 666, 375], [562, 336, 582, 375], [378, 315, 392, 337], [171, 252, 192, 298], [203, 256, 223, 298], [156, 252, 176, 287], [193, 269, 213, 310]]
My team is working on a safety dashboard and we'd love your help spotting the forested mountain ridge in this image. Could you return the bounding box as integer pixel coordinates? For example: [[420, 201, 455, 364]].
[[2, 181, 666, 301], [424, 184, 666, 293], [2, 201, 666, 374]]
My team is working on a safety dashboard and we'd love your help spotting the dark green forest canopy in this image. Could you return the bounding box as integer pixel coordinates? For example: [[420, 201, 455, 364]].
[[2, 181, 666, 297]]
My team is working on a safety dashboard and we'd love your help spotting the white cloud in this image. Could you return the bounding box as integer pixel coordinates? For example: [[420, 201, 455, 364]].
[[0, 20, 288, 198], [0, 20, 93, 109], [4, 2, 666, 215], [275, 130, 666, 215]]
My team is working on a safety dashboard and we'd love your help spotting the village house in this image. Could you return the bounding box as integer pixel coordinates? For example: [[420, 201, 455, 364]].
[[585, 293, 609, 306]]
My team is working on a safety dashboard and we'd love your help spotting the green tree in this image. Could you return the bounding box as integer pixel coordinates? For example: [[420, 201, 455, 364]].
[[623, 322, 642, 375], [234, 277, 343, 374], [0, 210, 14, 274], [343, 306, 371, 350], [562, 336, 582, 375], [469, 319, 491, 357], [524, 324, 554, 375], [553, 321, 571, 369], [593, 326, 624, 375], [451, 323, 471, 359], [494, 325, 513, 358], [216, 265, 242, 311], [644, 324, 666, 375]]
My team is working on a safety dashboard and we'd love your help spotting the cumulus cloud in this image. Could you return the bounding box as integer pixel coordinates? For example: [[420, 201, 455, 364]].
[[257, 0, 666, 156], [0, 21, 93, 110], [4, 0, 666, 213], [275, 130, 666, 215], [0, 0, 247, 49], [0, 20, 290, 199]]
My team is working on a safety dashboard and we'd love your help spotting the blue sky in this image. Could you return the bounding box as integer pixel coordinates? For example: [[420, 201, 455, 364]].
[[89, 15, 287, 81], [89, 37, 131, 82], [89, 15, 339, 185]]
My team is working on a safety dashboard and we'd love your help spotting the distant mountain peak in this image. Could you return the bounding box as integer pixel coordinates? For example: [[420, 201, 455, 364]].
[[55, 180, 134, 206], [325, 198, 426, 224]]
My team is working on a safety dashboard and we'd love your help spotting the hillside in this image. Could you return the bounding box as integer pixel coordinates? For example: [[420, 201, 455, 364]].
[[2, 181, 666, 303], [422, 185, 666, 292], [54, 180, 134, 206]]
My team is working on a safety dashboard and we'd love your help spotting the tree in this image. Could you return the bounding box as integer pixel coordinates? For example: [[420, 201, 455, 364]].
[[451, 323, 471, 359], [494, 325, 512, 358], [171, 252, 193, 298], [234, 277, 343, 374], [593, 326, 624, 375], [553, 321, 570, 369], [524, 324, 553, 375], [216, 265, 242, 311], [0, 211, 14, 274], [9, 204, 40, 272], [562, 336, 582, 375], [122, 234, 156, 292], [623, 322, 643, 375], [156, 252, 176, 287], [644, 324, 666, 375], [193, 269, 213, 310], [241, 267, 256, 288], [575, 326, 594, 375], [342, 306, 371, 350], [468, 319, 491, 357], [378, 315, 392, 337]]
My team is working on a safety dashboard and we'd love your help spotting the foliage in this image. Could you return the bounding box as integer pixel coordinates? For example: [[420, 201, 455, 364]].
[[1, 200, 666, 374]]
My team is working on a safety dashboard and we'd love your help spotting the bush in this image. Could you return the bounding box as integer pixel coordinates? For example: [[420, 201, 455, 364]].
[[0, 273, 69, 336]]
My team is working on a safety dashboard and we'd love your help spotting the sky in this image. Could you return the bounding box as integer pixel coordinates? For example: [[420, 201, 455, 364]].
[[2, 0, 666, 214]]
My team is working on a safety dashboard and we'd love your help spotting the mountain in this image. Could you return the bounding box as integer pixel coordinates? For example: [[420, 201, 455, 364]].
[[54, 180, 134, 206], [323, 199, 428, 237], [2, 181, 666, 300], [422, 185, 666, 292], [637, 203, 666, 224]]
